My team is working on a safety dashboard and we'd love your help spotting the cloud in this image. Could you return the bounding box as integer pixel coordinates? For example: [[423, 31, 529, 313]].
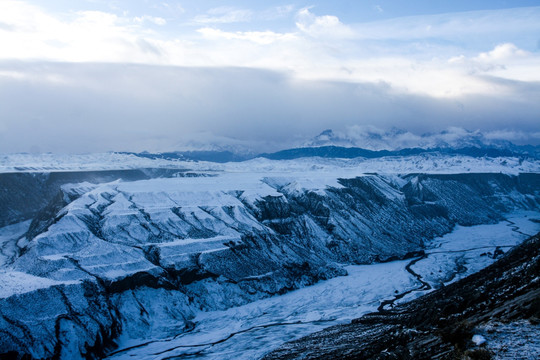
[[192, 6, 253, 24], [309, 126, 536, 150], [154, 2, 185, 15], [274, 5, 295, 17], [348, 6, 540, 42], [484, 129, 540, 143], [1, 3, 539, 98], [374, 5, 384, 13], [295, 8, 355, 38], [0, 21, 16, 31], [448, 42, 540, 83], [134, 15, 167, 26], [475, 43, 528, 62], [197, 28, 297, 45], [0, 62, 539, 153], [0, 3, 141, 62], [0, 3, 539, 153]]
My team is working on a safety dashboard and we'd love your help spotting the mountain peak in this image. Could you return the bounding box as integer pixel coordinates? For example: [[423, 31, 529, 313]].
[[302, 126, 528, 152]]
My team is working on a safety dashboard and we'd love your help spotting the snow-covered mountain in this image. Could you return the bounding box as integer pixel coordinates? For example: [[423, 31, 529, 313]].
[[0, 152, 539, 359], [303, 127, 539, 152], [122, 127, 540, 162]]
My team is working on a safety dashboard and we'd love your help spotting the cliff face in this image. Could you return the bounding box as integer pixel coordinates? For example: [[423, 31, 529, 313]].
[[0, 169, 181, 228], [263, 233, 540, 360], [0, 171, 539, 359]]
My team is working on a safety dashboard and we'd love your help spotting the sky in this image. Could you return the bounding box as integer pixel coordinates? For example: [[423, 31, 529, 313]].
[[0, 0, 540, 153]]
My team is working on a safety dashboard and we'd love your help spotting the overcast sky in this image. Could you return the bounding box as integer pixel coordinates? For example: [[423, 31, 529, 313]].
[[1, 1, 539, 153]]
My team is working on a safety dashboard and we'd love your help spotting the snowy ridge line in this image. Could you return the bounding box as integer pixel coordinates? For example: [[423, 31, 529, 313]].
[[1, 152, 540, 175], [0, 271, 80, 299], [0, 152, 189, 173], [146, 236, 241, 247]]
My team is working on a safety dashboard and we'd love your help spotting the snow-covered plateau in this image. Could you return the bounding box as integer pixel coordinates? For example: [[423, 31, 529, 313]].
[[0, 153, 539, 359], [1, 151, 540, 174]]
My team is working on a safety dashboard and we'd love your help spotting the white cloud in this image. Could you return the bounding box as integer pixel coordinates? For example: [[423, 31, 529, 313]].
[[0, 70, 26, 80], [446, 43, 540, 84], [134, 15, 167, 26], [0, 2, 539, 100], [475, 43, 529, 62], [275, 5, 295, 16], [295, 8, 355, 38], [258, 4, 295, 21], [2, 2, 540, 153], [484, 129, 540, 143], [156, 2, 185, 15], [0, 2, 170, 63], [348, 7, 540, 42], [197, 28, 297, 45], [192, 6, 253, 24]]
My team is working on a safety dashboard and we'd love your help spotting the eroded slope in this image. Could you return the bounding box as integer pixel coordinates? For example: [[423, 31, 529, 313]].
[[0, 172, 538, 359]]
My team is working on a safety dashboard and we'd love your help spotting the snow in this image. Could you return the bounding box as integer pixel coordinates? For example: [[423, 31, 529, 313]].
[[1, 151, 539, 358], [152, 236, 240, 247], [0, 220, 31, 267], [40, 253, 71, 261], [472, 334, 487, 346], [0, 152, 539, 175], [107, 211, 540, 360], [227, 155, 540, 175], [302, 128, 526, 151], [108, 261, 418, 360], [0, 152, 184, 173], [0, 271, 79, 299], [61, 181, 99, 198], [262, 175, 344, 195], [476, 320, 540, 359], [409, 211, 540, 291]]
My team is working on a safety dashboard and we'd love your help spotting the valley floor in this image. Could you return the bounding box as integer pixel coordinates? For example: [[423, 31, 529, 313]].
[[104, 211, 540, 360]]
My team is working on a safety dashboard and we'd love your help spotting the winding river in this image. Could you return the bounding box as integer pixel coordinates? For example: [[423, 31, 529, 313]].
[[107, 211, 540, 360]]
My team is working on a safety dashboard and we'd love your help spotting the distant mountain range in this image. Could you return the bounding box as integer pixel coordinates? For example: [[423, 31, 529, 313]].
[[124, 150, 253, 163], [124, 128, 540, 163], [303, 127, 535, 151]]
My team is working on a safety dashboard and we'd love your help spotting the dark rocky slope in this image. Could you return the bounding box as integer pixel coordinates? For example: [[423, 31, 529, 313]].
[[263, 232, 540, 360]]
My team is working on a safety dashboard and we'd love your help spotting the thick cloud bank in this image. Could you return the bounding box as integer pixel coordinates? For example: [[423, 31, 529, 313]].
[[0, 62, 539, 153]]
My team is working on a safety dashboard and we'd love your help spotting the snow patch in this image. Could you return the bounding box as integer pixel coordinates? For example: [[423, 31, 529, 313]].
[[472, 334, 487, 346], [0, 271, 79, 298], [1, 152, 539, 175]]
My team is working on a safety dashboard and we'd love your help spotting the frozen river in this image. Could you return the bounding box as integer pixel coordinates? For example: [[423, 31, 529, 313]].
[[107, 211, 540, 360]]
